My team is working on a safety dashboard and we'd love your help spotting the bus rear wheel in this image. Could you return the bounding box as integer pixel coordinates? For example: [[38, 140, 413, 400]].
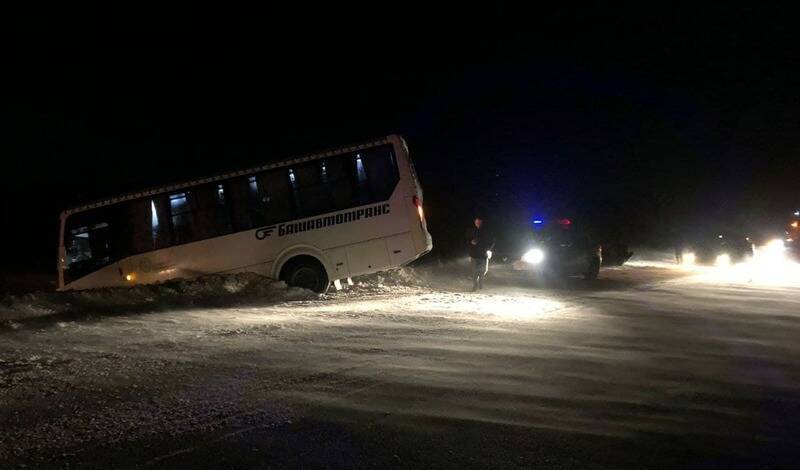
[[280, 257, 329, 293]]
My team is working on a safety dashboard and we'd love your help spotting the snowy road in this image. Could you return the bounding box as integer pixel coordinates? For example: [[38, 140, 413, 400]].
[[2, 264, 800, 469]]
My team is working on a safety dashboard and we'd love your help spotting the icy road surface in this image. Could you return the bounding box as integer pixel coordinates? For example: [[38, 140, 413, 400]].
[[2, 265, 800, 469]]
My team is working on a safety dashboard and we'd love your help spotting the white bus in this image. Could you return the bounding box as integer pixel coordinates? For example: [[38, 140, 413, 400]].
[[57, 135, 432, 292]]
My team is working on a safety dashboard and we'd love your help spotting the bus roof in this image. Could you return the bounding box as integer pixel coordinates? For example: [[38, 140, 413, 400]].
[[62, 135, 403, 217]]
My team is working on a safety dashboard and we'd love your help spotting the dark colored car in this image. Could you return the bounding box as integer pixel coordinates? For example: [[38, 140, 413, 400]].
[[685, 233, 753, 265], [513, 219, 603, 280]]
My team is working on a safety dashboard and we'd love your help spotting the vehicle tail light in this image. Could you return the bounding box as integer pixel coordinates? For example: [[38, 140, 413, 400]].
[[412, 195, 424, 220]]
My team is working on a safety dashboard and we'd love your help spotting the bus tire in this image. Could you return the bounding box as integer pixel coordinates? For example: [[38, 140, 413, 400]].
[[280, 256, 329, 293]]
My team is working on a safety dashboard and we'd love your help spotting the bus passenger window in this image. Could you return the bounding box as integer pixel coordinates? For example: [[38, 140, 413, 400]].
[[356, 154, 367, 183], [187, 183, 233, 240], [170, 192, 193, 245], [349, 145, 399, 205], [226, 178, 255, 231], [215, 184, 232, 234], [114, 199, 152, 256], [360, 145, 399, 202], [151, 201, 160, 246], [290, 161, 332, 218], [150, 196, 173, 249], [248, 176, 258, 195], [325, 154, 358, 210], [321, 161, 329, 183], [256, 169, 296, 224], [247, 176, 267, 226]]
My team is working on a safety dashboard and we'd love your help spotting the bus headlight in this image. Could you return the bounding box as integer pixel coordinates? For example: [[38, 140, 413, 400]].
[[715, 253, 731, 267], [522, 248, 545, 264]]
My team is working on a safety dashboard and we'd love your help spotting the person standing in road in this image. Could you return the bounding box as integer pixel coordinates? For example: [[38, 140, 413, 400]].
[[673, 232, 685, 265], [468, 216, 495, 292]]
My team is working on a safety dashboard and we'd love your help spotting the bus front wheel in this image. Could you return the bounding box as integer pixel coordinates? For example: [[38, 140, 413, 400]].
[[280, 256, 329, 293]]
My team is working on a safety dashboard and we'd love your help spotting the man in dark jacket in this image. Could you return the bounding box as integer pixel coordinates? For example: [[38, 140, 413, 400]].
[[469, 216, 495, 291]]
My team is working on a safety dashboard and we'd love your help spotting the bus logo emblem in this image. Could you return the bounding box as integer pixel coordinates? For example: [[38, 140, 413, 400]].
[[254, 203, 390, 240], [255, 226, 276, 239]]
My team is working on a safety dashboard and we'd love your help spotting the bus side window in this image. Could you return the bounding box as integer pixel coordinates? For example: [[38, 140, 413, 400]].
[[246, 176, 268, 227], [359, 145, 399, 203], [117, 199, 153, 256], [170, 192, 194, 245], [325, 153, 358, 211], [215, 183, 233, 234], [289, 161, 333, 218], [226, 177, 255, 232], [354, 153, 370, 205], [257, 168, 296, 224], [191, 183, 233, 239], [150, 195, 173, 249]]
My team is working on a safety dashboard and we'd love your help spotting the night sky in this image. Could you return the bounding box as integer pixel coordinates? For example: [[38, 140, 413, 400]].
[[5, 6, 799, 271]]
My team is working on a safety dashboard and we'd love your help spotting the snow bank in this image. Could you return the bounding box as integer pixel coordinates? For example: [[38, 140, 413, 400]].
[[349, 267, 430, 294], [0, 273, 315, 323], [625, 247, 679, 268]]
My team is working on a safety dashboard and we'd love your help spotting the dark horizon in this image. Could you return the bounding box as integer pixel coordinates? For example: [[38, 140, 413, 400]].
[[5, 6, 799, 271]]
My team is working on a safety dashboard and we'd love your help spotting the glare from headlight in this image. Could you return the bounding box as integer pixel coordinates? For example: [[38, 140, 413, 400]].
[[682, 252, 696, 265], [765, 238, 786, 252], [695, 239, 800, 286], [756, 239, 786, 265], [522, 248, 545, 264], [715, 253, 731, 267]]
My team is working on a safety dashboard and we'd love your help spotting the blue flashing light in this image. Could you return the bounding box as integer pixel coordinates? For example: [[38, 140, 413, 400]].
[[533, 219, 544, 225]]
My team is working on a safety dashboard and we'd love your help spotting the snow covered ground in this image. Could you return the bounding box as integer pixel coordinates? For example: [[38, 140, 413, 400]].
[[2, 259, 800, 468]]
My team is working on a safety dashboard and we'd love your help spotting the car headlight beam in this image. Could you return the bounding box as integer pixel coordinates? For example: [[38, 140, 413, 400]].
[[522, 248, 545, 264]]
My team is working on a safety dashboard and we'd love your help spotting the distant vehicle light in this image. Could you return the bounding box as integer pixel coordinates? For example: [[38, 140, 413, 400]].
[[522, 248, 545, 264], [715, 253, 731, 267], [557, 218, 572, 225], [765, 239, 785, 251], [791, 221, 799, 228], [753, 239, 791, 271], [125, 273, 136, 282], [795, 210, 800, 217], [533, 219, 544, 225], [682, 252, 696, 265], [718, 234, 724, 239]]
